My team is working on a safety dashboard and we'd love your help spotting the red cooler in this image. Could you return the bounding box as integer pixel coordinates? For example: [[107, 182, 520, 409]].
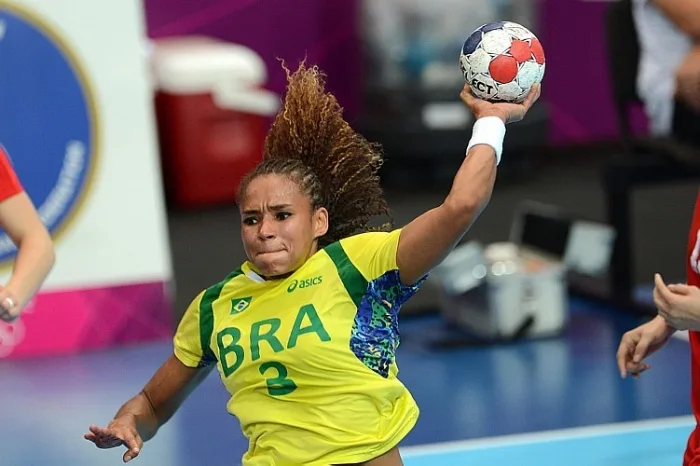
[[151, 37, 279, 209]]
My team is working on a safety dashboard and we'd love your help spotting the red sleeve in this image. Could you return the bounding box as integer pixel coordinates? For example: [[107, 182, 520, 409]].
[[0, 148, 23, 201]]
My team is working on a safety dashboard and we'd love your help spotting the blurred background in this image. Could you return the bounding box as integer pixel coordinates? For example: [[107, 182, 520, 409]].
[[1, 0, 699, 464]]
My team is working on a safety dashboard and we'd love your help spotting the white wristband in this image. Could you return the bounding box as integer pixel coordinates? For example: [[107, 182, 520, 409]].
[[466, 116, 506, 165]]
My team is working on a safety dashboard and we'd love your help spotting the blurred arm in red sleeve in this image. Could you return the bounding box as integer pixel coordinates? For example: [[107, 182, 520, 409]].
[[0, 148, 55, 321]]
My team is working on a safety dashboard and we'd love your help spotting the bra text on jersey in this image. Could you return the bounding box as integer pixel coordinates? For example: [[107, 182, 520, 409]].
[[216, 303, 331, 379]]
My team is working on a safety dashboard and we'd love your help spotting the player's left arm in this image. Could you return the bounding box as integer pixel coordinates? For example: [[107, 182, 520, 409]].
[[396, 84, 540, 285], [0, 192, 54, 315]]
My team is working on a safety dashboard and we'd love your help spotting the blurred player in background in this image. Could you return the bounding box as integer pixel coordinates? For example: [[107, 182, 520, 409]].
[[617, 188, 700, 465], [633, 0, 700, 147], [625, 2, 700, 460], [0, 146, 55, 322], [85, 63, 539, 465]]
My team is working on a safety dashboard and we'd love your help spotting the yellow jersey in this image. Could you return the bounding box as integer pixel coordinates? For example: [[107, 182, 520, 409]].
[[173, 229, 426, 465]]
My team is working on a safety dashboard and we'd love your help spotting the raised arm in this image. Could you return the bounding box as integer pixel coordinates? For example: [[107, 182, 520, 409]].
[[85, 355, 213, 463], [397, 84, 540, 285]]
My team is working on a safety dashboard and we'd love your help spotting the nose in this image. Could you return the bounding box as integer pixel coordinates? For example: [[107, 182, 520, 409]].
[[257, 216, 276, 240]]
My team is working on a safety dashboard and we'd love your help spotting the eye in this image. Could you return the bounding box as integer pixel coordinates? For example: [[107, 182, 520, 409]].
[[276, 212, 292, 221], [243, 217, 258, 226]]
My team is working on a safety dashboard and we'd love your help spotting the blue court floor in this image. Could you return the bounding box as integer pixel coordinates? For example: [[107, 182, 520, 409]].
[[403, 417, 695, 465], [0, 297, 694, 465]]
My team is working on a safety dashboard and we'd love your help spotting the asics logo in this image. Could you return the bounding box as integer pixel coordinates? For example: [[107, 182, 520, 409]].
[[287, 276, 323, 293]]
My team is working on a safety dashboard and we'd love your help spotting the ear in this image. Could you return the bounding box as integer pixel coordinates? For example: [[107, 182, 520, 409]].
[[313, 207, 329, 239]]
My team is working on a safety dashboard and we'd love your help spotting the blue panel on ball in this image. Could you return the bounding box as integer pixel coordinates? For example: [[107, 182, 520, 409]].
[[480, 21, 506, 33], [462, 31, 482, 55]]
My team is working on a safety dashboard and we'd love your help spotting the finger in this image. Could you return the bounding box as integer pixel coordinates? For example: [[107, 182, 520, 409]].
[[124, 447, 140, 463], [669, 283, 691, 295], [628, 360, 651, 372], [0, 289, 18, 313], [94, 436, 124, 449], [655, 275, 679, 310], [87, 425, 125, 449], [633, 332, 654, 363], [0, 296, 16, 312], [653, 286, 670, 314], [89, 425, 113, 437], [629, 362, 650, 379], [654, 273, 665, 287], [617, 333, 638, 377], [627, 362, 650, 374], [460, 84, 480, 105], [616, 340, 630, 377], [521, 83, 541, 110], [84, 432, 116, 447], [618, 353, 629, 378], [655, 274, 672, 299], [0, 303, 18, 322], [121, 432, 143, 463], [628, 361, 650, 375]]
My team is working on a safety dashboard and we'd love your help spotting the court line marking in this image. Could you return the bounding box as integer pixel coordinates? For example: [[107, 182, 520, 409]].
[[401, 416, 695, 457]]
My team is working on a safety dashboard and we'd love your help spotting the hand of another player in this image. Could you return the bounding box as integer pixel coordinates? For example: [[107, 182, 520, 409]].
[[0, 286, 22, 323], [616, 315, 675, 379], [460, 82, 540, 124], [675, 46, 700, 112], [654, 273, 700, 331], [84, 414, 143, 463]]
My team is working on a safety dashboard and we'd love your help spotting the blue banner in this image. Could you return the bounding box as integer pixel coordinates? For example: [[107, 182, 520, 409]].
[[0, 4, 96, 263]]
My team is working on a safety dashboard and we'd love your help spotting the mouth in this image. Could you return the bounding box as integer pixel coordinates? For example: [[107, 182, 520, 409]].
[[257, 250, 286, 256]]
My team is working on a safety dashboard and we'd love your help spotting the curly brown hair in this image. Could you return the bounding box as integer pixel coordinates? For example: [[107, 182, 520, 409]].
[[237, 62, 392, 247]]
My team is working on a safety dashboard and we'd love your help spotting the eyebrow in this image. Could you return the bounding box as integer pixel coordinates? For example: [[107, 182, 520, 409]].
[[242, 204, 292, 215]]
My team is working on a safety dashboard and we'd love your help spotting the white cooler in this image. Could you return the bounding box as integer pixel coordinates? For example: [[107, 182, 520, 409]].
[[432, 200, 614, 342], [434, 240, 568, 342]]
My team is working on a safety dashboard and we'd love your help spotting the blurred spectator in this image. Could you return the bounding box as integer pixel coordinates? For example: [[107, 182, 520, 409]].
[[633, 0, 700, 146]]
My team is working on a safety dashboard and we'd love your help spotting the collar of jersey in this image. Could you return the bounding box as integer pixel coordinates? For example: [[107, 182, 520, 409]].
[[241, 247, 326, 284], [241, 262, 266, 283]]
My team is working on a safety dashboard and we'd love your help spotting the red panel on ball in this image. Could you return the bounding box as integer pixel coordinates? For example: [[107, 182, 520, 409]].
[[488, 55, 518, 84], [529, 38, 545, 64], [509, 40, 531, 63]]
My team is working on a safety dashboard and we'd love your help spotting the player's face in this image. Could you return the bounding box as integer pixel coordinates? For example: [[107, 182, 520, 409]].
[[239, 174, 328, 277]]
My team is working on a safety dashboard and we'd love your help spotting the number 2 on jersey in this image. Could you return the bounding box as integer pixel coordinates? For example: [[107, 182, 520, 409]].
[[259, 361, 297, 396]]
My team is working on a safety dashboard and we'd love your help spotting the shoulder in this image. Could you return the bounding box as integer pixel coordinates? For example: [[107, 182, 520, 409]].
[[324, 229, 401, 266], [179, 267, 246, 331], [0, 146, 22, 201], [337, 229, 401, 254], [323, 229, 403, 281], [0, 147, 17, 177], [193, 267, 246, 312]]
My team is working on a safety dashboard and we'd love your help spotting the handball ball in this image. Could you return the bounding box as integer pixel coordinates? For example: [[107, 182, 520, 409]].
[[459, 21, 545, 103]]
